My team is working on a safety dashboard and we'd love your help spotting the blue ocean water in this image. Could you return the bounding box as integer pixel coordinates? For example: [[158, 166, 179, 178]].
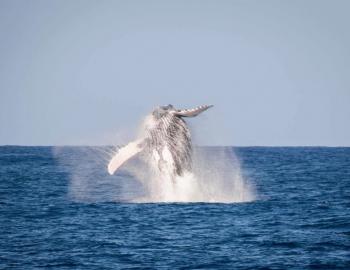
[[0, 146, 349, 269]]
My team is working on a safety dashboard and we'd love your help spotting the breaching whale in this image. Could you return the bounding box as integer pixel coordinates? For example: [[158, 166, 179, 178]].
[[107, 104, 213, 180]]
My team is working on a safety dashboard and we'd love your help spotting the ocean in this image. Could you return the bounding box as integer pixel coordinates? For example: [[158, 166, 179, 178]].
[[0, 146, 349, 269]]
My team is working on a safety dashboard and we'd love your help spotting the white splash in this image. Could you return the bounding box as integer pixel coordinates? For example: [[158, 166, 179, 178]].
[[55, 144, 255, 203], [123, 145, 255, 203], [56, 106, 256, 204], [113, 113, 256, 203]]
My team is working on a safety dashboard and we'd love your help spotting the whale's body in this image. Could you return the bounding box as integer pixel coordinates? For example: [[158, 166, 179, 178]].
[[108, 104, 212, 179], [143, 106, 192, 177]]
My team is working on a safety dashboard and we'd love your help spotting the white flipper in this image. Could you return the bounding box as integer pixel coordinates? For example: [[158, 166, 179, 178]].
[[174, 105, 213, 117], [107, 140, 144, 175]]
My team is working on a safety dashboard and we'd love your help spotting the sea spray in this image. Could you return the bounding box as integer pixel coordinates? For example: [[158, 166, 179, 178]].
[[123, 146, 255, 203], [54, 145, 255, 203], [54, 105, 255, 203]]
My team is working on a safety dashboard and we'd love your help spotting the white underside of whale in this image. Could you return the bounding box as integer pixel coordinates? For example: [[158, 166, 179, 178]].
[[150, 146, 176, 178]]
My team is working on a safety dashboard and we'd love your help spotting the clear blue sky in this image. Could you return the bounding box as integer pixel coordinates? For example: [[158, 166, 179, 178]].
[[1, 0, 349, 146]]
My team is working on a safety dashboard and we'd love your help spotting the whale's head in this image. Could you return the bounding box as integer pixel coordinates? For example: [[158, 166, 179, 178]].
[[152, 104, 176, 120]]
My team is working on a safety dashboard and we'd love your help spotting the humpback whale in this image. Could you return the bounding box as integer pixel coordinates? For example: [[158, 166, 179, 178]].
[[107, 104, 213, 179]]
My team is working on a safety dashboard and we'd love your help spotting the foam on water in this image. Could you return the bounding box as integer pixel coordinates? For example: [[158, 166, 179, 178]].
[[124, 146, 255, 203], [54, 144, 255, 203]]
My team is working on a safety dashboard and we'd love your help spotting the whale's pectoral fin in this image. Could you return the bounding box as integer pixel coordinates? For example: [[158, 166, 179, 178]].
[[174, 105, 213, 117], [107, 139, 144, 175]]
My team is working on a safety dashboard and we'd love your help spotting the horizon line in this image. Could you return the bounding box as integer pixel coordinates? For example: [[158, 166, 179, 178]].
[[1, 144, 349, 148]]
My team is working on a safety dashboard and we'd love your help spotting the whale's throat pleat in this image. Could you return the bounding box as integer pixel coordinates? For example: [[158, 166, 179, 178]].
[[147, 114, 192, 176]]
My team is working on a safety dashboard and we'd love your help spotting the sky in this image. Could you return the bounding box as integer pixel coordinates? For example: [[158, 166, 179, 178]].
[[0, 0, 349, 146]]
